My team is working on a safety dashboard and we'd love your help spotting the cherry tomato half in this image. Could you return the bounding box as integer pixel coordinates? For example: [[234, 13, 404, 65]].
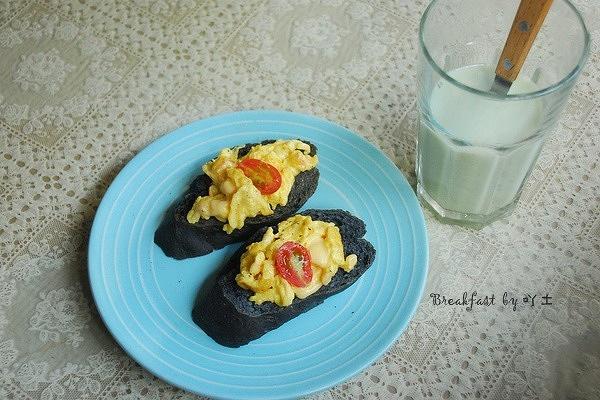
[[237, 158, 282, 195], [275, 241, 313, 288]]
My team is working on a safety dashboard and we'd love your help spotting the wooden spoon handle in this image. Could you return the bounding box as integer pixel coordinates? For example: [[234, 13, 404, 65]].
[[495, 0, 554, 83]]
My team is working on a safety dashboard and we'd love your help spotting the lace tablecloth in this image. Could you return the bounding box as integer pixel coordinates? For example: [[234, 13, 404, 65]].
[[1, 0, 599, 399]]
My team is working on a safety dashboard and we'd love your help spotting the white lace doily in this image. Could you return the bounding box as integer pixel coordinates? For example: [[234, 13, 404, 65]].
[[1, 0, 599, 399]]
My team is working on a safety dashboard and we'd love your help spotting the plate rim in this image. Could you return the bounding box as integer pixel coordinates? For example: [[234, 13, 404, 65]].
[[88, 110, 429, 400]]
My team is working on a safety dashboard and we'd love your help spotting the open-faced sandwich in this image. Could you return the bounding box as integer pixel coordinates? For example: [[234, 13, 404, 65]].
[[192, 209, 376, 347], [155, 139, 319, 259]]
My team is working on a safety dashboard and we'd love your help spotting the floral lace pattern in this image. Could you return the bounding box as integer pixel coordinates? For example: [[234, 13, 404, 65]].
[[13, 48, 75, 95], [0, 5, 137, 145], [290, 15, 348, 58], [225, 0, 405, 107], [0, 0, 599, 399], [132, 0, 196, 21], [29, 285, 91, 348]]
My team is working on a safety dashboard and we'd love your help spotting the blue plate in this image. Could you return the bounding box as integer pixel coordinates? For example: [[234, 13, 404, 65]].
[[89, 111, 428, 400]]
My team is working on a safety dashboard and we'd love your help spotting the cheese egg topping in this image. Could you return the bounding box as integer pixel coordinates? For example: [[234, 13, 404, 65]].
[[236, 215, 358, 306], [187, 140, 318, 233]]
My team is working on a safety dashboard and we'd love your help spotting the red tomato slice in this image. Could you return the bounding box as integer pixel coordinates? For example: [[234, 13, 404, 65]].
[[237, 158, 282, 195], [275, 241, 313, 288]]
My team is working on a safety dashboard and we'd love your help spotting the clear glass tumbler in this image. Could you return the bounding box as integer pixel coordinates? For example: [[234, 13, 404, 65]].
[[416, 0, 590, 226]]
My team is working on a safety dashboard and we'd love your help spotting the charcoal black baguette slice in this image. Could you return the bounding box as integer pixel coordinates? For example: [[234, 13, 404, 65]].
[[192, 209, 376, 347], [154, 140, 319, 259]]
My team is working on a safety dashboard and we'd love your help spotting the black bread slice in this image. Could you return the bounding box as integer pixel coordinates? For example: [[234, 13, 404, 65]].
[[154, 140, 319, 259], [192, 209, 376, 347]]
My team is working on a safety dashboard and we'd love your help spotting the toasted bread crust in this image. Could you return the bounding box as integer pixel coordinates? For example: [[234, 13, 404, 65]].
[[192, 209, 376, 347], [154, 141, 319, 259]]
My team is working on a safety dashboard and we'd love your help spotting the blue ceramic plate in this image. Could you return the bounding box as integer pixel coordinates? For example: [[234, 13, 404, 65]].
[[89, 111, 428, 400]]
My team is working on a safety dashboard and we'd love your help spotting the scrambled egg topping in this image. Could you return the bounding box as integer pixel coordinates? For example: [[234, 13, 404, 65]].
[[236, 215, 358, 307], [187, 140, 318, 233]]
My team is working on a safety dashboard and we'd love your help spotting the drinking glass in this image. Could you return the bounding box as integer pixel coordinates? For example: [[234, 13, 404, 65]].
[[416, 0, 590, 226]]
